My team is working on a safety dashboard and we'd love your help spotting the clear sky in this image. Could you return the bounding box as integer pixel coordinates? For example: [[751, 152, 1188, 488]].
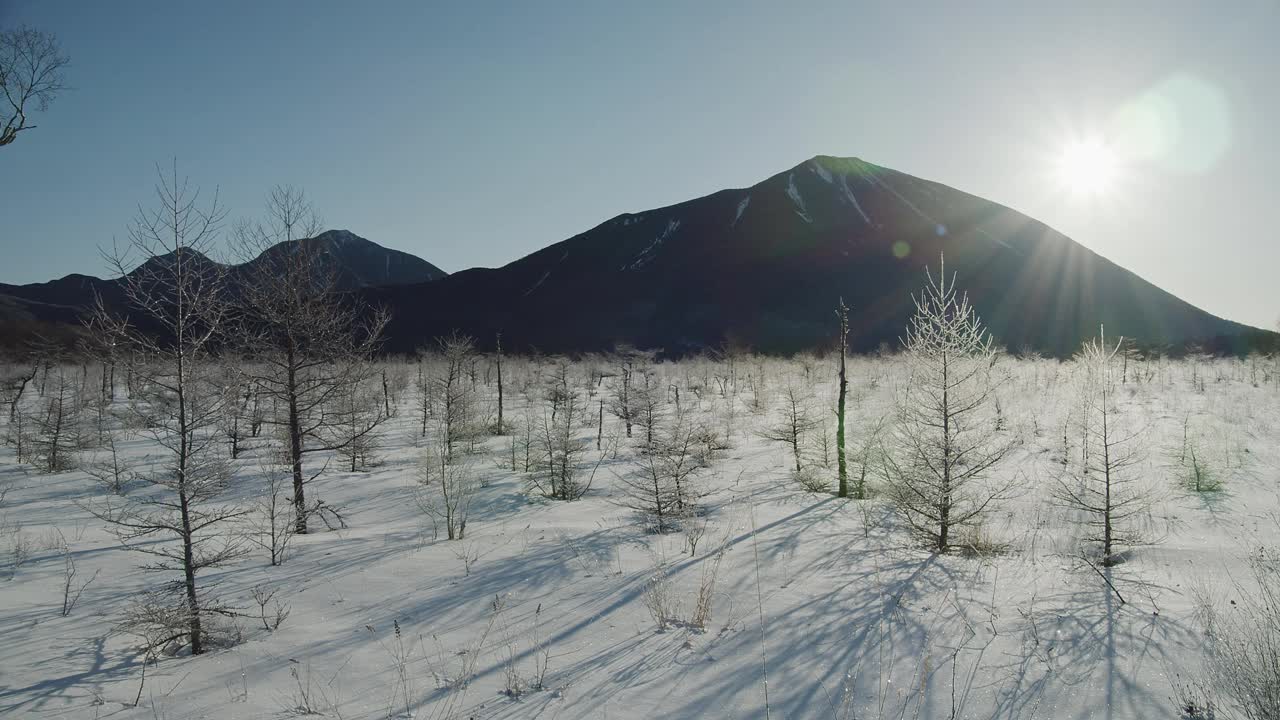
[[2, 0, 1277, 328]]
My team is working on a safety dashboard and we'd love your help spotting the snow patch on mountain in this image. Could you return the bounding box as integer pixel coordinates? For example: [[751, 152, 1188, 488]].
[[810, 161, 833, 184], [838, 174, 871, 225], [524, 271, 551, 296], [624, 219, 681, 270], [869, 174, 935, 227], [732, 195, 751, 227], [524, 250, 570, 295], [786, 173, 812, 224], [976, 225, 1014, 249]]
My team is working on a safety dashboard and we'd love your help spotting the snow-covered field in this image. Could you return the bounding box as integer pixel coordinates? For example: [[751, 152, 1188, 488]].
[[1, 352, 1276, 719]]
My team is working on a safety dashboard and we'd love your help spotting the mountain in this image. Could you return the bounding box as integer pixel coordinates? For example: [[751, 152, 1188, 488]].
[[247, 230, 447, 289], [1, 158, 1270, 357], [0, 231, 445, 348], [365, 155, 1268, 357]]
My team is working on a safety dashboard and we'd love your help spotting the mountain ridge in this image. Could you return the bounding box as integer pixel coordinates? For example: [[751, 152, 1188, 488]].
[[0, 157, 1271, 357], [363, 155, 1267, 356]]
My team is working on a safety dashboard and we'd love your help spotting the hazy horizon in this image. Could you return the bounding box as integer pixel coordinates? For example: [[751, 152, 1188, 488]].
[[3, 0, 1277, 329]]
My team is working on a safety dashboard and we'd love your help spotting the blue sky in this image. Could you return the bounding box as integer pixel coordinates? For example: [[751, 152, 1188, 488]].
[[2, 0, 1277, 328]]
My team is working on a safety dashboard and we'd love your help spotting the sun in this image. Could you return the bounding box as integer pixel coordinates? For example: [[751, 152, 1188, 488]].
[[1055, 137, 1119, 196]]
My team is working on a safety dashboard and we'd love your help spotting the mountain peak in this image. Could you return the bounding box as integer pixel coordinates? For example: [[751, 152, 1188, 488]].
[[310, 229, 365, 246], [127, 246, 222, 278], [255, 230, 447, 288]]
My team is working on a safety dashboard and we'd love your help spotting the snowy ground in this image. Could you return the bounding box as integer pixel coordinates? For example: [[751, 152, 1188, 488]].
[[1, 354, 1276, 719]]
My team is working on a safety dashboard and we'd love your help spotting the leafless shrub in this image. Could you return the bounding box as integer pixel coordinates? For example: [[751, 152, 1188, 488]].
[[245, 456, 296, 566], [1169, 673, 1218, 720], [496, 598, 552, 698], [1195, 545, 1280, 720], [794, 465, 831, 494], [415, 439, 478, 541], [282, 660, 344, 717], [5, 519, 32, 577], [250, 584, 290, 632], [82, 432, 133, 495], [642, 563, 678, 631], [757, 383, 817, 474], [59, 534, 98, 616], [690, 545, 727, 632]]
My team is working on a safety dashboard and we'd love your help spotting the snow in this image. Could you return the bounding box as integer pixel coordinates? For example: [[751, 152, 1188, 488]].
[[525, 251, 570, 295], [838, 174, 871, 225], [869, 173, 935, 227], [977, 225, 1015, 249], [0, 354, 1276, 719], [809, 160, 833, 184], [785, 173, 812, 224], [523, 271, 551, 296], [622, 219, 680, 270], [732, 195, 750, 228]]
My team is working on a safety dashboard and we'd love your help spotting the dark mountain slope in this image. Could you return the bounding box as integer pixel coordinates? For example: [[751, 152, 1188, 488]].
[[368, 156, 1261, 356], [0, 231, 444, 350]]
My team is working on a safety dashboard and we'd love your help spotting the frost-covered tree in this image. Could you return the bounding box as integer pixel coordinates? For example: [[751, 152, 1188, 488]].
[[758, 382, 817, 474], [27, 363, 81, 473], [88, 162, 246, 656], [885, 256, 1015, 552], [245, 454, 296, 566], [1054, 328, 1153, 566], [630, 367, 664, 449], [607, 354, 637, 439], [616, 408, 710, 531], [415, 437, 478, 540], [334, 379, 384, 472], [1, 362, 37, 425], [429, 333, 481, 460], [530, 375, 593, 501]]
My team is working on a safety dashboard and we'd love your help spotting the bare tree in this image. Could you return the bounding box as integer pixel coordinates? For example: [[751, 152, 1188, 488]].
[[885, 257, 1015, 552], [27, 363, 81, 473], [1, 362, 37, 422], [0, 26, 69, 147], [607, 356, 636, 439], [415, 438, 478, 540], [430, 333, 481, 460], [87, 162, 247, 655], [231, 185, 388, 534], [217, 363, 253, 460], [616, 407, 710, 531], [758, 382, 817, 474], [845, 411, 887, 501], [530, 376, 593, 501], [1054, 328, 1154, 566], [334, 378, 384, 472], [83, 431, 134, 495], [245, 454, 296, 566], [493, 331, 507, 434], [631, 368, 663, 448], [835, 298, 850, 497]]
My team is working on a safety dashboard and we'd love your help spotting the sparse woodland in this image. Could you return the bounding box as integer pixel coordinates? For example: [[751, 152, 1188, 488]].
[[3, 229, 1280, 719]]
